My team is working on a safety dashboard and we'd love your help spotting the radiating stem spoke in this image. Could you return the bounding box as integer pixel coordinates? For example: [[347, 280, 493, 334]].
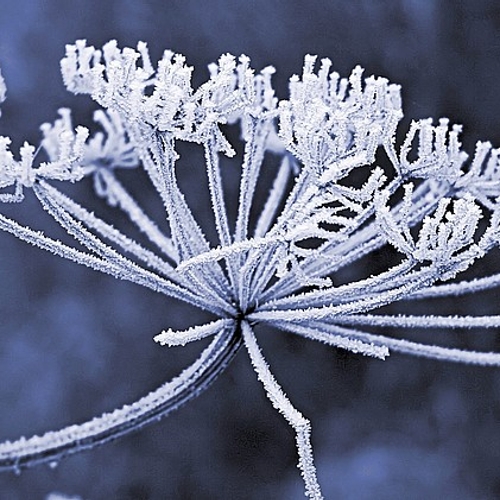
[[0, 325, 241, 473]]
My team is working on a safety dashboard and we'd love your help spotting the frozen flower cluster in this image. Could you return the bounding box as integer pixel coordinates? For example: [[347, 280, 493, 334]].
[[0, 41, 500, 498]]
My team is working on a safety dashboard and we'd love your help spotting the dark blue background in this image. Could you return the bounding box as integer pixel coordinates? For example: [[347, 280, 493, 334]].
[[0, 1, 499, 498]]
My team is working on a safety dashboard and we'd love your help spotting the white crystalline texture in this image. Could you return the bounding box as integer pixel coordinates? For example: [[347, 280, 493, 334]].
[[1, 41, 500, 498]]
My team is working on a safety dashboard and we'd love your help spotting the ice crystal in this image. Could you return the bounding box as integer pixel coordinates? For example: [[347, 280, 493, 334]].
[[1, 40, 500, 498]]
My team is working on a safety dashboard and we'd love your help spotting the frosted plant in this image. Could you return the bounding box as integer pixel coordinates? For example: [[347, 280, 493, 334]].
[[1, 41, 500, 498]]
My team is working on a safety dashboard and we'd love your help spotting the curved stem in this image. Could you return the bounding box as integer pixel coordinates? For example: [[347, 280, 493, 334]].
[[241, 321, 323, 500], [0, 324, 241, 473]]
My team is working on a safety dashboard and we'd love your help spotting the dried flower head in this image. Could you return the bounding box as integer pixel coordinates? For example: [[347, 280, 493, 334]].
[[1, 41, 500, 498]]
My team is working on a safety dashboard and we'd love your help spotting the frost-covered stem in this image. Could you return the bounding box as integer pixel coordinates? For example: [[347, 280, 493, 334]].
[[0, 325, 241, 473], [0, 208, 226, 315], [248, 242, 284, 304], [241, 321, 323, 500], [277, 161, 316, 223], [306, 323, 500, 366], [177, 234, 279, 271], [263, 178, 448, 302], [130, 126, 170, 195], [251, 268, 438, 323], [204, 135, 232, 247], [153, 134, 234, 303], [234, 118, 269, 307], [127, 123, 172, 214], [234, 117, 268, 243], [264, 259, 416, 311], [246, 166, 314, 299], [257, 226, 385, 304], [253, 154, 292, 238], [93, 168, 178, 263], [37, 182, 179, 281], [303, 178, 448, 278], [250, 159, 382, 302], [405, 271, 500, 300], [38, 186, 236, 315], [35, 182, 238, 314], [35, 182, 234, 314], [204, 135, 238, 289], [269, 319, 389, 360], [152, 134, 203, 259], [332, 313, 500, 329], [237, 155, 293, 309], [239, 242, 279, 311], [175, 231, 283, 309]]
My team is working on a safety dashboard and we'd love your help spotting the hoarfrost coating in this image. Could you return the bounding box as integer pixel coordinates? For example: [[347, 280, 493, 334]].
[[1, 40, 500, 498]]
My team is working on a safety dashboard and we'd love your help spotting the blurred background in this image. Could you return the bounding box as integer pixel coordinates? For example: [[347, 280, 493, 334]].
[[0, 0, 500, 498]]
